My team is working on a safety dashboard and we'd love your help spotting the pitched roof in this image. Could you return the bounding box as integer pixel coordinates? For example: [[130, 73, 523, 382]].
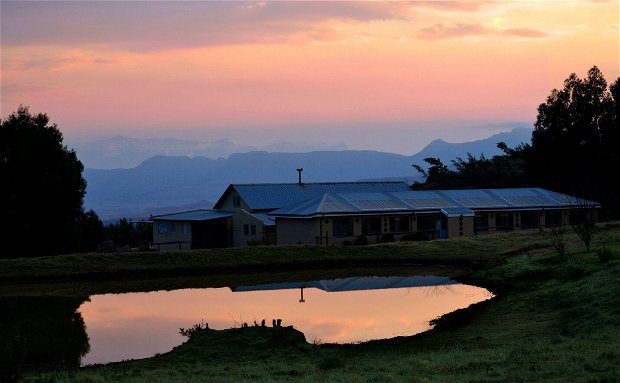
[[269, 188, 599, 218], [151, 209, 233, 221], [213, 181, 411, 210]]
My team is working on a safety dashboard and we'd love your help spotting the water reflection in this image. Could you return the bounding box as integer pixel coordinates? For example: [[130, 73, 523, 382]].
[[0, 296, 90, 372], [77, 275, 492, 365]]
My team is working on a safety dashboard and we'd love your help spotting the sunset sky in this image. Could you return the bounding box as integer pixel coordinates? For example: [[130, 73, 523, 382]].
[[1, 1, 618, 153]]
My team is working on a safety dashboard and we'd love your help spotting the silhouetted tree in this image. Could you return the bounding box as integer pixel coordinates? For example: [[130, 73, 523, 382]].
[[0, 106, 87, 257], [412, 144, 530, 190], [75, 209, 104, 252], [103, 218, 152, 249], [531, 66, 619, 217]]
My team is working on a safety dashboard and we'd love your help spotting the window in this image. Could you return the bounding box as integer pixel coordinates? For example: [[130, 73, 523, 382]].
[[361, 217, 381, 235], [333, 218, 353, 237], [233, 196, 241, 207], [158, 223, 168, 234], [181, 223, 189, 234], [417, 215, 437, 233], [251, 225, 256, 235], [171, 223, 176, 233], [496, 213, 514, 231], [243, 224, 249, 235], [474, 213, 489, 233], [520, 212, 539, 229], [389, 216, 409, 233]]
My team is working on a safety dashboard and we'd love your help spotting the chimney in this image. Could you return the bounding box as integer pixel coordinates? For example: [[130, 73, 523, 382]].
[[297, 168, 303, 184]]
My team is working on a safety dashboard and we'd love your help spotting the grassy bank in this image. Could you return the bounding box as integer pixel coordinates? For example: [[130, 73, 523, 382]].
[[1, 229, 557, 282], [12, 224, 620, 382]]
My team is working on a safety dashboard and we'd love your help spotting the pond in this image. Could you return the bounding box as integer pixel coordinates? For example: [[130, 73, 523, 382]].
[[78, 275, 491, 365], [0, 273, 493, 368]]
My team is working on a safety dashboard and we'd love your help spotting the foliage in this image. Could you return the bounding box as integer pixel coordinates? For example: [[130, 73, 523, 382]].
[[550, 228, 567, 259], [179, 322, 209, 339], [531, 66, 620, 217], [380, 233, 395, 243], [570, 201, 598, 252], [596, 247, 617, 263], [353, 235, 368, 246], [247, 237, 272, 246], [102, 218, 152, 250], [0, 106, 87, 257], [75, 209, 104, 252], [412, 143, 530, 190], [412, 66, 619, 219]]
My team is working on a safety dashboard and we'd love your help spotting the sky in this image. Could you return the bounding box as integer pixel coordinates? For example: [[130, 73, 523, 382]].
[[1, 0, 618, 154]]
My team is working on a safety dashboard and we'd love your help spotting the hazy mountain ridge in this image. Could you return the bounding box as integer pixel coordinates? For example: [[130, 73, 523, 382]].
[[72, 136, 349, 169], [84, 128, 532, 220]]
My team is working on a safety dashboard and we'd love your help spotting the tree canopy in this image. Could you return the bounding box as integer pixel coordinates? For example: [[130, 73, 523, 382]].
[[413, 66, 619, 217], [0, 106, 88, 256], [530, 66, 619, 216]]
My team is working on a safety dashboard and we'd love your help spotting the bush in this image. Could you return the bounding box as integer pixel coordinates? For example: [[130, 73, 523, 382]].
[[341, 240, 352, 246], [380, 233, 395, 243], [353, 235, 368, 246], [317, 356, 343, 370], [401, 232, 429, 242], [596, 247, 617, 263], [247, 237, 272, 246]]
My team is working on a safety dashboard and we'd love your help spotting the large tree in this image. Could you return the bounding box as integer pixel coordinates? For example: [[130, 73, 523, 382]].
[[531, 66, 620, 217], [0, 106, 87, 256]]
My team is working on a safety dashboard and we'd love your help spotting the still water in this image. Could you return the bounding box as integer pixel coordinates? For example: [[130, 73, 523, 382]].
[[77, 275, 492, 365]]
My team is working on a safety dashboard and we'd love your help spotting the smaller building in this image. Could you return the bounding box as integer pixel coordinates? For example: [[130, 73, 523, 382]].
[[151, 209, 265, 250]]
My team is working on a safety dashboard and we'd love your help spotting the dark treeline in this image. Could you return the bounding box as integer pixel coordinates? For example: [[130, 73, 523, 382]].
[[413, 66, 620, 219], [0, 106, 151, 258]]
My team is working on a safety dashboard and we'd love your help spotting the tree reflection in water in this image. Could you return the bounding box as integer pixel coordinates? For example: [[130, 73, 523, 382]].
[[0, 296, 90, 376]]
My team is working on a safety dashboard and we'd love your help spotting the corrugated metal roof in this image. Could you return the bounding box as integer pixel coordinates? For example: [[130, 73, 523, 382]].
[[270, 188, 599, 217], [232, 276, 457, 293], [213, 181, 411, 210], [152, 209, 233, 221]]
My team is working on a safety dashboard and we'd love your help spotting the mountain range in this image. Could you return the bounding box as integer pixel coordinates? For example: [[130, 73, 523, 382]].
[[72, 136, 349, 169], [83, 127, 533, 221]]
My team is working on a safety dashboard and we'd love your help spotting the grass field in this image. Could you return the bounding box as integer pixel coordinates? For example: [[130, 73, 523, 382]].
[[6, 224, 620, 382]]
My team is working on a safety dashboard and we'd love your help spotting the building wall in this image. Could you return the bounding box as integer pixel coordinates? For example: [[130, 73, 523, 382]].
[[217, 190, 252, 212], [152, 220, 192, 250], [232, 210, 265, 247], [276, 218, 320, 245], [446, 216, 474, 238]]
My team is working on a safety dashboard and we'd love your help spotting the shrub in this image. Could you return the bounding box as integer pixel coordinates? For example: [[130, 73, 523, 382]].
[[380, 233, 395, 243], [317, 356, 343, 370], [596, 247, 617, 263], [353, 235, 368, 246], [401, 232, 429, 242]]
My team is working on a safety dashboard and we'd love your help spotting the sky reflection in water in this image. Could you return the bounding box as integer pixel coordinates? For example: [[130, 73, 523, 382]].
[[78, 276, 492, 365]]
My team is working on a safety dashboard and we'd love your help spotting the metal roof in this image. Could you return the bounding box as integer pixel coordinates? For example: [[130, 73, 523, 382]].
[[270, 188, 599, 218], [213, 181, 411, 210], [151, 209, 233, 221], [232, 275, 457, 293], [253, 213, 276, 226]]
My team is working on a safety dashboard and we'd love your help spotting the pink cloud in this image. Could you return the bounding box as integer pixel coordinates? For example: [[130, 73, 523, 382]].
[[418, 23, 489, 40], [503, 28, 548, 38], [418, 23, 548, 40], [414, 1, 490, 12]]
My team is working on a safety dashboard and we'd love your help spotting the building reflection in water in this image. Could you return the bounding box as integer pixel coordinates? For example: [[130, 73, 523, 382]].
[[76, 275, 492, 365]]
